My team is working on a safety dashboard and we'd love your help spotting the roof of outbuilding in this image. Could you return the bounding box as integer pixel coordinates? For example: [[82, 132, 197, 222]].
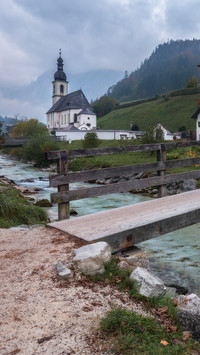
[[46, 89, 95, 114], [191, 107, 200, 119], [60, 125, 80, 132], [78, 107, 96, 116]]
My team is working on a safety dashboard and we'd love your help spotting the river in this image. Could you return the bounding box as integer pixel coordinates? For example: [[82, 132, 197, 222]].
[[0, 152, 199, 295]]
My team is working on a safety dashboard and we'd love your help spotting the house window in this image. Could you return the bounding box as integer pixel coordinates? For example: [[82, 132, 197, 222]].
[[74, 113, 77, 123], [60, 84, 64, 94], [198, 122, 200, 127]]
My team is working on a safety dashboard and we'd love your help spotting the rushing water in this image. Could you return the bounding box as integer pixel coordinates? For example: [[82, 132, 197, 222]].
[[0, 153, 199, 294]]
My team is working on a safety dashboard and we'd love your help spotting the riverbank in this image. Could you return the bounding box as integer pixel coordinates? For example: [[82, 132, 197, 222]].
[[0, 226, 151, 355], [1, 226, 200, 354]]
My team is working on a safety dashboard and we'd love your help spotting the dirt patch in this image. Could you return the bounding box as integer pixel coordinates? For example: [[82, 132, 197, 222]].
[[0, 226, 149, 354]]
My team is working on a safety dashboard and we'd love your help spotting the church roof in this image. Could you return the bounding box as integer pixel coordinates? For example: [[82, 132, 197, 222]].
[[46, 89, 95, 114], [54, 52, 67, 81]]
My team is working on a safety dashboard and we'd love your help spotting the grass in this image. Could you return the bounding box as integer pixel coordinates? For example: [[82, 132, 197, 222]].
[[100, 308, 199, 354], [97, 94, 198, 132], [0, 188, 48, 228], [87, 258, 200, 354]]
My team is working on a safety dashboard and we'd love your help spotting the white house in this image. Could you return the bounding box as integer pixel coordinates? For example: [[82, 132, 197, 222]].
[[154, 123, 181, 140], [46, 51, 96, 131], [191, 107, 200, 140]]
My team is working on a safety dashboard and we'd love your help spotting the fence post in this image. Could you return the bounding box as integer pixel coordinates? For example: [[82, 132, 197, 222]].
[[157, 143, 167, 197], [57, 157, 70, 220]]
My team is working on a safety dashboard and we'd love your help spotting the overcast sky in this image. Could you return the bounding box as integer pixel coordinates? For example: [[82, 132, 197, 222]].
[[0, 0, 200, 120]]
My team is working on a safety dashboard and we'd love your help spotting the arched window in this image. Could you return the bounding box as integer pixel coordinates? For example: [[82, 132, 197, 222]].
[[60, 84, 64, 94]]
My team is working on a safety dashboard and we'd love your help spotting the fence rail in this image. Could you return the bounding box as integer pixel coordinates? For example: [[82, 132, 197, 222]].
[[46, 141, 200, 220]]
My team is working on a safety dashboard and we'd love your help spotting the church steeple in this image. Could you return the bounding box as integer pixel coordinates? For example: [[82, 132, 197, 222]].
[[52, 49, 68, 105]]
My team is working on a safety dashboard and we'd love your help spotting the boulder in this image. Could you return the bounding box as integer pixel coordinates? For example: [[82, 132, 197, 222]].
[[35, 199, 53, 207], [73, 242, 112, 275], [177, 179, 197, 193], [176, 293, 200, 340], [130, 267, 166, 297], [70, 209, 78, 216]]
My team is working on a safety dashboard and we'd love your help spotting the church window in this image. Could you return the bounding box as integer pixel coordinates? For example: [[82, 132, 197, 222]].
[[64, 114, 66, 124], [74, 113, 77, 123], [87, 123, 91, 127], [60, 84, 64, 94], [198, 122, 200, 127], [53, 84, 55, 94], [61, 115, 63, 125]]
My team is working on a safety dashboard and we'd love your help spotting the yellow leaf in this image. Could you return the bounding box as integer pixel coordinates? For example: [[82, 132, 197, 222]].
[[160, 340, 169, 346]]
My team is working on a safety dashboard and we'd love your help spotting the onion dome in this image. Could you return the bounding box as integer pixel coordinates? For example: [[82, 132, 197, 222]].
[[54, 49, 67, 81]]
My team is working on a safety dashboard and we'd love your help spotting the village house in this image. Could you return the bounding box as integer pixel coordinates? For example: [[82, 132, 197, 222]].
[[154, 123, 181, 140], [191, 106, 200, 140]]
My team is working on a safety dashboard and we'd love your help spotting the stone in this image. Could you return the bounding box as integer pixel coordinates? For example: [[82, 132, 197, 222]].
[[56, 261, 72, 279], [176, 294, 200, 340], [119, 248, 149, 271], [70, 209, 78, 216], [73, 242, 112, 275], [177, 179, 197, 193], [56, 261, 66, 273], [59, 268, 72, 280], [35, 199, 53, 207], [118, 260, 130, 270], [130, 267, 166, 297]]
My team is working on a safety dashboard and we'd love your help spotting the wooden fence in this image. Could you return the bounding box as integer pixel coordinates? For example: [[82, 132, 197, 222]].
[[46, 141, 200, 220]]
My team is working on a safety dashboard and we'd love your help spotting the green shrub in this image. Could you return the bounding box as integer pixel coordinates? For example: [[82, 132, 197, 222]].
[[82, 132, 100, 148], [22, 135, 60, 166], [0, 189, 48, 227]]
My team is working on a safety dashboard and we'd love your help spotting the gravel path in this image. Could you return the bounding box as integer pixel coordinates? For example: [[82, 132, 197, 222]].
[[0, 226, 149, 355]]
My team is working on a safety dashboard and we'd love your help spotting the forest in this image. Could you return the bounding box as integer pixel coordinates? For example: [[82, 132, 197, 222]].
[[107, 39, 200, 102]]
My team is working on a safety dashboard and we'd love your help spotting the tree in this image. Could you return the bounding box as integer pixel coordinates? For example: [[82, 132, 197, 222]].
[[178, 126, 186, 132], [22, 136, 60, 167], [131, 124, 139, 131], [92, 95, 118, 117], [82, 132, 100, 148], [185, 76, 199, 88], [11, 118, 48, 137], [141, 126, 164, 144]]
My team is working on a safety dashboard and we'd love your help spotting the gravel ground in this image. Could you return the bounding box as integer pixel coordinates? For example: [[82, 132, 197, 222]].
[[0, 226, 150, 355]]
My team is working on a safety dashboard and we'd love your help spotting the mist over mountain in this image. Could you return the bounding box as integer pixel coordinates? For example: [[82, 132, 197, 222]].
[[108, 39, 200, 102], [1, 69, 123, 118]]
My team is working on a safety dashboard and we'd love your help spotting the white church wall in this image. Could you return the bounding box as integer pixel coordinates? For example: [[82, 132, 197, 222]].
[[55, 129, 136, 142], [78, 114, 96, 129]]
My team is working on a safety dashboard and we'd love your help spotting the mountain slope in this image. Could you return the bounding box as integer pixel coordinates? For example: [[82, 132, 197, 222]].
[[97, 92, 198, 132], [108, 39, 200, 102]]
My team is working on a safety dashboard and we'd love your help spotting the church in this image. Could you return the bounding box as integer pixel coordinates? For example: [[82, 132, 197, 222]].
[[46, 51, 97, 132]]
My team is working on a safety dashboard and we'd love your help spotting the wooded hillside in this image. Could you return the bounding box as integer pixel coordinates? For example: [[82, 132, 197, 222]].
[[108, 39, 200, 102]]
